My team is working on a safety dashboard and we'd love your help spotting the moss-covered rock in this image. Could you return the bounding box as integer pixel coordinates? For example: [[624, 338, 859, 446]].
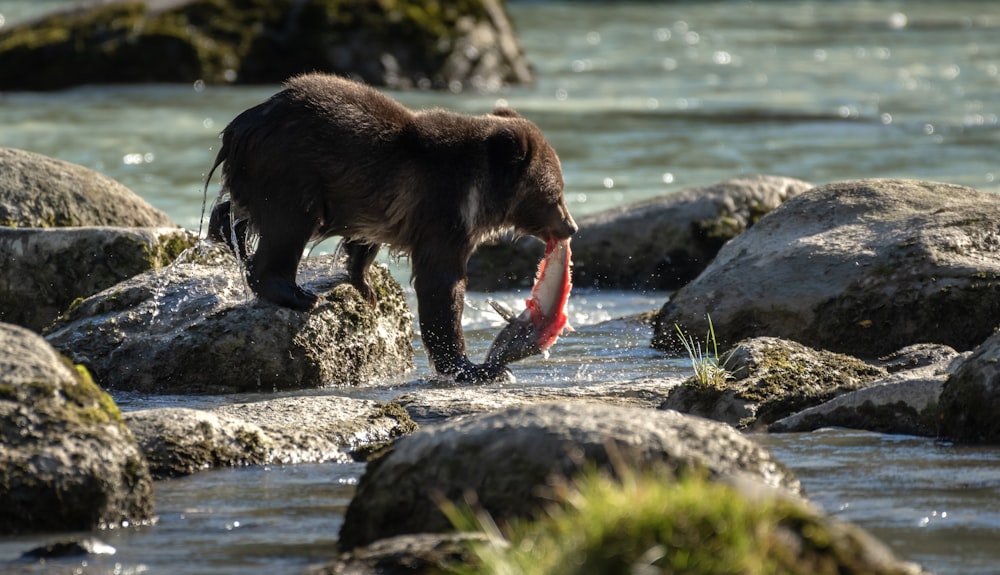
[[126, 396, 416, 478], [0, 226, 199, 331], [468, 175, 812, 291], [44, 251, 414, 393], [0, 147, 174, 228], [661, 337, 887, 429], [449, 467, 926, 575], [338, 402, 800, 550], [0, 0, 532, 92], [0, 322, 154, 534], [653, 179, 1000, 359]]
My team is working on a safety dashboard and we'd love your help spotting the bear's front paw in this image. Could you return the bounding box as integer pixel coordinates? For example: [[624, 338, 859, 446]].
[[453, 361, 513, 384]]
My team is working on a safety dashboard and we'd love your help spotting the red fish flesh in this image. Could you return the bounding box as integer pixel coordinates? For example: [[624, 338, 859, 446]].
[[485, 238, 573, 366]]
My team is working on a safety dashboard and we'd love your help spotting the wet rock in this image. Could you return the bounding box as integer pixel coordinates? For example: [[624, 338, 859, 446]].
[[653, 179, 1000, 359], [877, 343, 962, 373], [467, 175, 812, 291], [44, 251, 414, 393], [0, 147, 173, 228], [338, 402, 800, 550], [0, 0, 532, 92], [304, 533, 484, 575], [939, 330, 1000, 443], [660, 337, 887, 429], [126, 397, 416, 478], [0, 323, 154, 534], [395, 376, 681, 425], [0, 226, 198, 331], [20, 537, 116, 559]]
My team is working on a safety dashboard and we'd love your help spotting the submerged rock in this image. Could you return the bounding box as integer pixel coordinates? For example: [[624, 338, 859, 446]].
[[467, 175, 811, 290], [45, 250, 414, 393], [0, 0, 532, 92], [939, 331, 1000, 444], [0, 147, 173, 228], [661, 337, 887, 429], [0, 226, 198, 331], [653, 179, 1000, 359], [0, 323, 154, 534], [126, 397, 416, 478], [338, 402, 799, 550]]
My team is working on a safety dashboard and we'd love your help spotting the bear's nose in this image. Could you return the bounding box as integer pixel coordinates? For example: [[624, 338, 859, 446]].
[[562, 216, 578, 238]]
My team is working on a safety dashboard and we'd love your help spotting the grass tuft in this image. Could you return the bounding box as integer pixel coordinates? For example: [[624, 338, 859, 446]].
[[674, 314, 736, 388]]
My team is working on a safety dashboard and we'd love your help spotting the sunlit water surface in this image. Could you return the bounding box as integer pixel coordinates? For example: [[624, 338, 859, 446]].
[[1, 1, 999, 573]]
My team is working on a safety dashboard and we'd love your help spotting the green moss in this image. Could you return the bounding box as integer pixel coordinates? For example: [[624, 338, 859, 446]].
[[445, 466, 909, 575]]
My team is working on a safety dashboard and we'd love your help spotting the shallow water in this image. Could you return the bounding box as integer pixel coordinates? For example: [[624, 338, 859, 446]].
[[1, 1, 999, 573]]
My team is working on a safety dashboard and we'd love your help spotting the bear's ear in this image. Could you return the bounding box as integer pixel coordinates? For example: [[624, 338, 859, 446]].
[[491, 107, 523, 119], [488, 127, 528, 166]]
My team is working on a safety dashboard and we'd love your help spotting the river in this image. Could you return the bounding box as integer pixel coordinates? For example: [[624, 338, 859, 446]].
[[1, 1, 998, 573]]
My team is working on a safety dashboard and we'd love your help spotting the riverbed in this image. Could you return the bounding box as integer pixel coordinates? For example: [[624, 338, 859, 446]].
[[1, 1, 999, 573]]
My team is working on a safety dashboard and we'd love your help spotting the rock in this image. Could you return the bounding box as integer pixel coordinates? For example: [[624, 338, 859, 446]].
[[303, 533, 484, 575], [877, 343, 963, 373], [0, 323, 154, 534], [467, 175, 812, 291], [338, 402, 800, 550], [20, 537, 116, 559], [661, 337, 888, 429], [44, 251, 414, 393], [939, 330, 1000, 443], [653, 179, 1000, 359], [0, 147, 173, 228], [395, 376, 680, 425], [126, 397, 416, 478], [0, 0, 532, 92], [0, 226, 198, 331]]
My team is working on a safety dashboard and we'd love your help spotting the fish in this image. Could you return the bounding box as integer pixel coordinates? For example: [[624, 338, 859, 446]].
[[485, 238, 573, 366]]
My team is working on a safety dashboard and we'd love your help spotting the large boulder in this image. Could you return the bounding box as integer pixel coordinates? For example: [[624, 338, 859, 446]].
[[938, 331, 1000, 443], [661, 337, 887, 429], [44, 250, 414, 393], [467, 175, 812, 291], [126, 397, 416, 478], [0, 0, 532, 92], [653, 179, 1000, 359], [0, 322, 154, 534], [0, 147, 173, 228], [0, 226, 198, 331], [338, 402, 800, 550]]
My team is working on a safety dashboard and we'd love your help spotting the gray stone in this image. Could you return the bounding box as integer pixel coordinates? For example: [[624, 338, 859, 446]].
[[0, 147, 173, 228], [126, 397, 417, 478], [661, 337, 887, 429], [939, 330, 1000, 443], [653, 179, 1000, 359], [303, 533, 484, 575], [467, 175, 812, 291], [45, 252, 414, 394], [0, 322, 154, 534], [338, 402, 800, 550], [0, 226, 198, 331]]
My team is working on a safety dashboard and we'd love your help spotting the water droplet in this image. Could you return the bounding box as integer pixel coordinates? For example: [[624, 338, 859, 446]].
[[685, 31, 700, 45], [0, 14, 6, 28], [494, 98, 508, 108], [555, 88, 568, 101], [645, 98, 660, 110], [586, 31, 601, 45], [924, 123, 935, 135], [662, 172, 675, 184], [203, 118, 215, 129], [143, 153, 155, 163], [193, 79, 205, 92], [888, 12, 907, 29], [655, 28, 671, 42], [662, 57, 678, 71], [603, 177, 614, 189], [813, 49, 827, 62], [574, 193, 588, 203], [712, 51, 732, 65], [224, 69, 237, 82], [881, 113, 893, 125]]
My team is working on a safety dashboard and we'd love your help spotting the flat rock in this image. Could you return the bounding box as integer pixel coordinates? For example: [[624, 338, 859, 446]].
[[653, 179, 1000, 358], [0, 322, 154, 534], [467, 175, 812, 290], [0, 226, 198, 331], [0, 147, 173, 228], [45, 250, 414, 393], [126, 397, 417, 478], [661, 337, 887, 429], [338, 401, 800, 550]]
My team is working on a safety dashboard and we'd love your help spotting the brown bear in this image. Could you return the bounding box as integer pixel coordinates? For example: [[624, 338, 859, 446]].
[[205, 73, 576, 383]]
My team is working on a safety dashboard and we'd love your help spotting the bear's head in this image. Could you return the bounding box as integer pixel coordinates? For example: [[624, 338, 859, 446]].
[[489, 110, 577, 243]]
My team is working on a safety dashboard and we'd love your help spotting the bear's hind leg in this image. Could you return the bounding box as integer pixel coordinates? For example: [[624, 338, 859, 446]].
[[344, 239, 381, 306], [247, 220, 317, 311]]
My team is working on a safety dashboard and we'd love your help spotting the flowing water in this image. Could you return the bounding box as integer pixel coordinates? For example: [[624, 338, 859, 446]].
[[1, 1, 999, 573]]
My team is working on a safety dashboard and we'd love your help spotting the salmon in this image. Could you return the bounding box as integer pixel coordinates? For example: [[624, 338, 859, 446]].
[[485, 238, 573, 366]]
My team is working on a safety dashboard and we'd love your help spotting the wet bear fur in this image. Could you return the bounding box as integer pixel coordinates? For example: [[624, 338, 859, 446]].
[[205, 73, 577, 383]]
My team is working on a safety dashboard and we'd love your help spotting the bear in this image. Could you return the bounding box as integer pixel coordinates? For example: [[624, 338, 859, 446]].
[[204, 73, 577, 383]]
